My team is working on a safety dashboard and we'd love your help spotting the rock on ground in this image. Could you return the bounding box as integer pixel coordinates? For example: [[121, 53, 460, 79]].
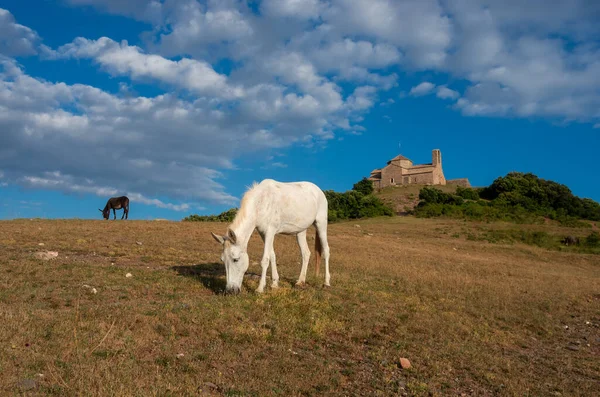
[[399, 357, 411, 369], [33, 251, 58, 260]]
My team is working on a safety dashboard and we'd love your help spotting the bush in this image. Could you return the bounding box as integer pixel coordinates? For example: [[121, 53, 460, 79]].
[[585, 231, 600, 247], [456, 186, 480, 200], [479, 172, 600, 221], [183, 208, 238, 222], [324, 188, 393, 222], [418, 187, 463, 205], [352, 177, 374, 196], [415, 172, 600, 224]]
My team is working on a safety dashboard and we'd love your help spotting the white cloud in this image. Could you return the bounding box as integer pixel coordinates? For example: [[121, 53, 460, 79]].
[[47, 37, 244, 100], [436, 86, 460, 100], [309, 39, 401, 71], [0, 8, 40, 56], [21, 172, 190, 211], [345, 86, 378, 112], [442, 0, 600, 125], [0, 46, 376, 209], [0, 60, 242, 208], [261, 161, 288, 169], [2, 0, 600, 213], [157, 1, 254, 59], [322, 0, 451, 68], [61, 0, 600, 127], [409, 82, 436, 96], [261, 0, 326, 20]]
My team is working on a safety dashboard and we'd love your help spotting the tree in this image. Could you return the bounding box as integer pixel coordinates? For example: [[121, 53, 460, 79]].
[[352, 177, 374, 196]]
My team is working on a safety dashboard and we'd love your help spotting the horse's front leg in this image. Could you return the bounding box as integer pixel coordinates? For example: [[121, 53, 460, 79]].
[[256, 232, 274, 294], [270, 248, 279, 289], [113, 208, 116, 220]]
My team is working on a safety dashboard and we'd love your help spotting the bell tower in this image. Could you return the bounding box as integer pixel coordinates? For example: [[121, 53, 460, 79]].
[[432, 149, 441, 167]]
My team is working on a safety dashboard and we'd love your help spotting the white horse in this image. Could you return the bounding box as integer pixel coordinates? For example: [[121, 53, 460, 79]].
[[211, 179, 331, 294]]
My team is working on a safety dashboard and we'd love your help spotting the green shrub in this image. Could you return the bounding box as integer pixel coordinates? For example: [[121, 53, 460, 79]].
[[585, 231, 600, 247], [324, 188, 393, 222], [352, 177, 374, 196], [183, 208, 238, 222], [456, 186, 480, 200], [415, 172, 600, 224]]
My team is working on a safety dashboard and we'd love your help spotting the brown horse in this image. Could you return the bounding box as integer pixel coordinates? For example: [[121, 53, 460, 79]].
[[99, 196, 129, 220]]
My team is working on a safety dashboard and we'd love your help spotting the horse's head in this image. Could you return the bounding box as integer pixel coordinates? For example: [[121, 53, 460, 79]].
[[211, 228, 249, 295], [99, 208, 109, 220]]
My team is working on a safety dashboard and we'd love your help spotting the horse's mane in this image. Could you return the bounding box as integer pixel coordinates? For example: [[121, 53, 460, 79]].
[[230, 181, 260, 229]]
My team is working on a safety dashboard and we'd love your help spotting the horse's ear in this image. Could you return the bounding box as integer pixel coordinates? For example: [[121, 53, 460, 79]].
[[98, 209, 102, 212], [211, 232, 225, 245], [227, 228, 237, 244]]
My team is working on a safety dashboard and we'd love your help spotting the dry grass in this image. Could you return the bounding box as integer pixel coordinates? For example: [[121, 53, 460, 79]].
[[0, 217, 598, 396]]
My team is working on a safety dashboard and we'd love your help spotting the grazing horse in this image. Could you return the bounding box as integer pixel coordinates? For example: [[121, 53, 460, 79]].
[[211, 179, 331, 294], [99, 196, 129, 220], [561, 235, 580, 246]]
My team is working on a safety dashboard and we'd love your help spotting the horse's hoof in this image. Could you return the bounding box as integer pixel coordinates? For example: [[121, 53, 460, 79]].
[[271, 282, 279, 289], [294, 281, 307, 289]]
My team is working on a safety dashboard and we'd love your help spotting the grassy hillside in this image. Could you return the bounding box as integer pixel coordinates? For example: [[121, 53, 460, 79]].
[[1, 218, 598, 396], [374, 184, 461, 215]]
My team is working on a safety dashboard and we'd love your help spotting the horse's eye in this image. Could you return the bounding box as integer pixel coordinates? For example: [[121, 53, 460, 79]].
[[233, 258, 239, 263]]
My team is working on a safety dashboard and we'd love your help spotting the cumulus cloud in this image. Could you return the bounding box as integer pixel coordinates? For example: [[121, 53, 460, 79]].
[[321, 0, 451, 68], [0, 59, 240, 208], [436, 86, 460, 100], [409, 82, 436, 96], [443, 0, 600, 124], [2, 0, 600, 212], [46, 37, 245, 99], [156, 1, 255, 59], [261, 0, 326, 20], [0, 8, 40, 56], [61, 0, 600, 127]]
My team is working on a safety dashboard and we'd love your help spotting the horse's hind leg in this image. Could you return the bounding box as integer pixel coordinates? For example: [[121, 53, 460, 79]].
[[315, 217, 331, 287], [295, 230, 311, 285]]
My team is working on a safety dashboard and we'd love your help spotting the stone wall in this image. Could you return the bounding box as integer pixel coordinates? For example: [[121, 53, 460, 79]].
[[380, 164, 406, 188], [433, 166, 446, 185], [447, 178, 471, 187]]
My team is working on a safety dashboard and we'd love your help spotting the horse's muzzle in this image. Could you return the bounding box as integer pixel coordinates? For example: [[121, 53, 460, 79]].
[[225, 285, 241, 295]]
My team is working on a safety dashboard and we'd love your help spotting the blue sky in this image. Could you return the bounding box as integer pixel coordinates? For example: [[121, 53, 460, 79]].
[[1, 0, 599, 220]]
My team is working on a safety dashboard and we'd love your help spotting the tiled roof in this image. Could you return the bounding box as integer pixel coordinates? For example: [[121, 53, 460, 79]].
[[390, 154, 412, 162]]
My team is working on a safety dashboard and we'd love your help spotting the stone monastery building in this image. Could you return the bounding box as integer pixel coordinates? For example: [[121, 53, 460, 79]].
[[368, 149, 470, 189]]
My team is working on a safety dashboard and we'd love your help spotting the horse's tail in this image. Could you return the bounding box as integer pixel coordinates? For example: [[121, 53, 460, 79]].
[[315, 229, 323, 276]]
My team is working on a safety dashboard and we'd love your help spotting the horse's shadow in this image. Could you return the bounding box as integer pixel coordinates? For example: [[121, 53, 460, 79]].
[[171, 262, 228, 294], [171, 262, 301, 294]]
